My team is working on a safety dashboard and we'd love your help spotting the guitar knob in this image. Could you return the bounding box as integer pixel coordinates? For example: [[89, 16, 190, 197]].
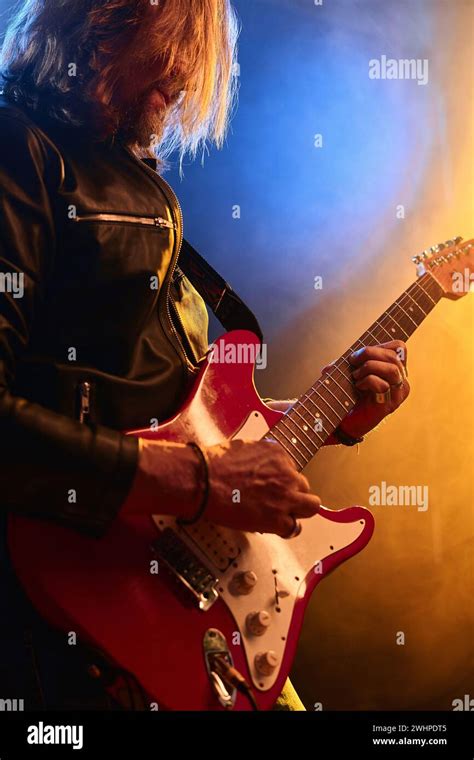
[[255, 650, 279, 676], [230, 571, 257, 595], [246, 611, 271, 636]]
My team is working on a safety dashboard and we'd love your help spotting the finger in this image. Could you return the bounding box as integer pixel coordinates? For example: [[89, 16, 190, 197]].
[[294, 473, 311, 494], [275, 515, 298, 538], [264, 440, 299, 471], [377, 340, 408, 366], [354, 374, 391, 394], [256, 510, 296, 537], [349, 346, 399, 366], [390, 378, 411, 404], [287, 492, 321, 518], [352, 360, 404, 385]]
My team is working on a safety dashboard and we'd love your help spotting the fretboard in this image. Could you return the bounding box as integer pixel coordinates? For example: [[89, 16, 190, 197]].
[[267, 272, 444, 470]]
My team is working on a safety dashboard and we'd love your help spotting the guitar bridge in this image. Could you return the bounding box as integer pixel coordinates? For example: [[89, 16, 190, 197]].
[[152, 528, 219, 611]]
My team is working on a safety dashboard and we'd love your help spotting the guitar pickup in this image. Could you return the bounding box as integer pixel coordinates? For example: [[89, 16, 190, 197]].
[[152, 528, 219, 611]]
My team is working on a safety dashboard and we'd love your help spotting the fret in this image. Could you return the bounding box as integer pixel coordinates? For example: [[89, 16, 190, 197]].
[[304, 411, 333, 441], [364, 327, 382, 345], [385, 285, 421, 321], [268, 271, 444, 470], [404, 288, 428, 318], [297, 399, 328, 442], [412, 275, 443, 311], [417, 278, 437, 305], [372, 320, 394, 341], [330, 358, 355, 380], [385, 310, 410, 340], [393, 303, 418, 334], [309, 388, 341, 423], [318, 375, 350, 413], [279, 418, 315, 458], [406, 288, 429, 310], [393, 290, 423, 326], [290, 406, 323, 446], [362, 282, 432, 345], [271, 429, 306, 468], [300, 392, 326, 418], [281, 406, 327, 466], [382, 321, 399, 338], [327, 370, 355, 404], [394, 299, 418, 329]]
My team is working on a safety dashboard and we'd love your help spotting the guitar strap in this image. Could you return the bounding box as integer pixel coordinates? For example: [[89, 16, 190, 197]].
[[137, 158, 262, 340], [178, 239, 264, 343]]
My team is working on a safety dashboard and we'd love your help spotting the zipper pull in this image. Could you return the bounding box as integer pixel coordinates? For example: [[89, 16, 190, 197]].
[[79, 381, 91, 424], [172, 267, 186, 297], [154, 217, 176, 230]]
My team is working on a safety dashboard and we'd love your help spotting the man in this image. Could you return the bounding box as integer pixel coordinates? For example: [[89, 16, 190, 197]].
[[0, 0, 409, 710]]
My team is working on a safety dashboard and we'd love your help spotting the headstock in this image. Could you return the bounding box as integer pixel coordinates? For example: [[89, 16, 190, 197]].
[[413, 236, 474, 300]]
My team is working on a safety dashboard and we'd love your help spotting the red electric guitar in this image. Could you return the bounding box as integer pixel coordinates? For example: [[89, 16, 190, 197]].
[[8, 237, 473, 710]]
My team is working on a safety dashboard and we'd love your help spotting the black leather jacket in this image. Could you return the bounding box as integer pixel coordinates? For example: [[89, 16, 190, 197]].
[[0, 95, 210, 536]]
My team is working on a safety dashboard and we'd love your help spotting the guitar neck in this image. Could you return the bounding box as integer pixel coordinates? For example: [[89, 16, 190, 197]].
[[268, 271, 444, 470]]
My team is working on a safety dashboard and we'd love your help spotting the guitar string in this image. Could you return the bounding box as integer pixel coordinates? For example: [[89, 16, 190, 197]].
[[268, 273, 442, 469], [272, 281, 439, 468], [271, 241, 470, 463], [273, 273, 441, 466]]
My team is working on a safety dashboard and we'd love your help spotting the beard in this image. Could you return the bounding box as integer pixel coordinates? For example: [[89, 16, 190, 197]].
[[116, 89, 170, 152]]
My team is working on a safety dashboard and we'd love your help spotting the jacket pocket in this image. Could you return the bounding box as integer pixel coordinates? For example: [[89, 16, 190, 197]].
[[169, 272, 210, 366], [73, 212, 176, 230]]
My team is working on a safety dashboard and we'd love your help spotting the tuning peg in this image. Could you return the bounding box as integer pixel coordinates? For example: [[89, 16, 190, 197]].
[[444, 236, 463, 247], [413, 249, 433, 263], [435, 242, 446, 251]]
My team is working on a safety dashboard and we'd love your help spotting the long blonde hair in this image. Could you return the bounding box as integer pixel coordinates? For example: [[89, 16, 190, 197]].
[[0, 0, 239, 162]]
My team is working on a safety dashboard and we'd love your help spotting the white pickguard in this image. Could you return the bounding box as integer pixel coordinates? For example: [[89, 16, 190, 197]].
[[153, 411, 368, 691]]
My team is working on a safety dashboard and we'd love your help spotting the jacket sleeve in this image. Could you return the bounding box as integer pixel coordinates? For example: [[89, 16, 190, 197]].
[[0, 113, 139, 537]]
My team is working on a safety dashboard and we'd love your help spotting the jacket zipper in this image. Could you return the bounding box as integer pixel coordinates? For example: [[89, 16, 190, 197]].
[[119, 146, 197, 369], [78, 381, 91, 424], [156, 177, 193, 362], [168, 296, 198, 364], [74, 212, 176, 230]]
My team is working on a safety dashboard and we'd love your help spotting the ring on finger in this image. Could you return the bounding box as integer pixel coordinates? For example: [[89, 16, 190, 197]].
[[391, 370, 405, 389]]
